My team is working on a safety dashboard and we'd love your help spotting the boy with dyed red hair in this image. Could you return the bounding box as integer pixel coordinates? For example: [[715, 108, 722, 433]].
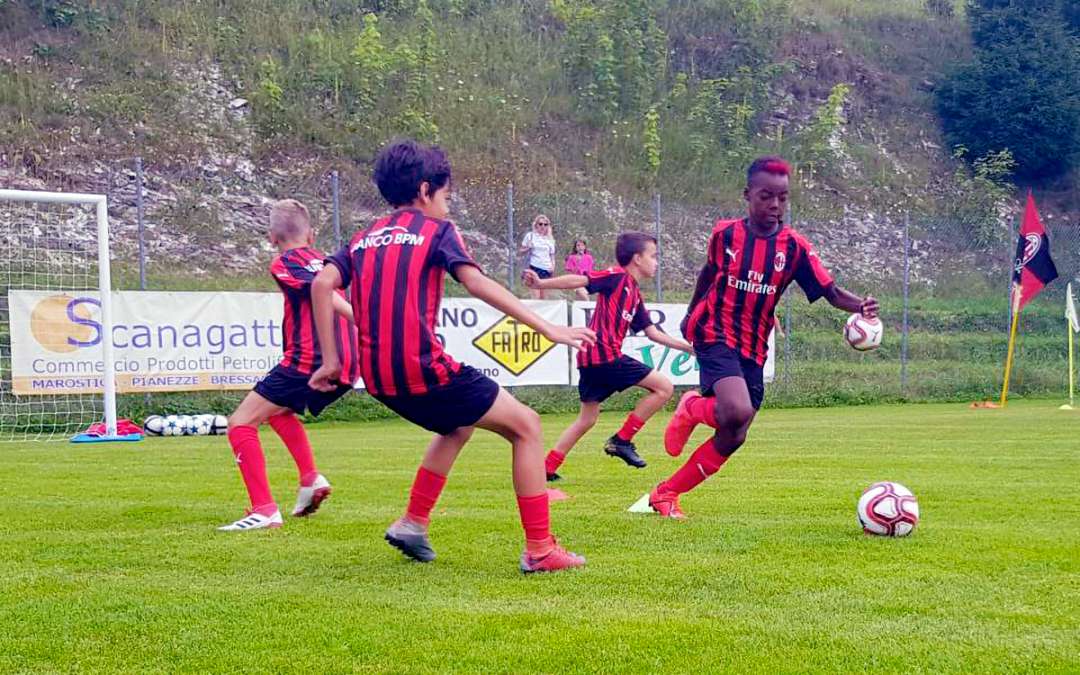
[[651, 157, 879, 518]]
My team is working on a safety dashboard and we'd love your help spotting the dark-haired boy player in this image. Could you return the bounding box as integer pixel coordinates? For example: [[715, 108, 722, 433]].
[[309, 139, 596, 573], [523, 232, 692, 481], [651, 156, 879, 518]]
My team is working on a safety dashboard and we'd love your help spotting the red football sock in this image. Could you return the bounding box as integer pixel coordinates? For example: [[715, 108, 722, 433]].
[[405, 466, 447, 526], [517, 492, 554, 556], [686, 395, 719, 429], [227, 425, 275, 513], [616, 413, 646, 442], [660, 438, 728, 495], [545, 449, 567, 474], [268, 412, 318, 486]]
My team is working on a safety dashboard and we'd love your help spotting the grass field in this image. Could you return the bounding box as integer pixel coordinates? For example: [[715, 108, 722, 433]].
[[1, 401, 1077, 673]]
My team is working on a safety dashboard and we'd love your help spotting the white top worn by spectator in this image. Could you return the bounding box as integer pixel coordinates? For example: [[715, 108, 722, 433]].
[[521, 229, 556, 272]]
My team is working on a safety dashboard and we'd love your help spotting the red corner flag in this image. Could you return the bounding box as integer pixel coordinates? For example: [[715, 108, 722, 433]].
[[1012, 192, 1058, 311]]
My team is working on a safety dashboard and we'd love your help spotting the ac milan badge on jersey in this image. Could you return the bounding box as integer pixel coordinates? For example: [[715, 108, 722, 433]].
[[774, 251, 786, 272]]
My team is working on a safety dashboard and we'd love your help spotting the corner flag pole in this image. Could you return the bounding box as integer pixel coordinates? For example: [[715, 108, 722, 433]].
[[1000, 284, 1022, 407]]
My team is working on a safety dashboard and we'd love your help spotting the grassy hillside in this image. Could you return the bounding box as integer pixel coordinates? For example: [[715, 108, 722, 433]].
[[1, 1, 972, 207]]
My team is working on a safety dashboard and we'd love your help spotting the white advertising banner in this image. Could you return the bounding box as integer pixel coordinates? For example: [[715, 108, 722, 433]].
[[431, 298, 570, 387], [569, 302, 775, 385], [10, 290, 285, 395], [8, 291, 571, 395]]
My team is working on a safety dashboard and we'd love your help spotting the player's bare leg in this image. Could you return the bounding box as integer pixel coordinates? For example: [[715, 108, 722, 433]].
[[605, 371, 674, 468], [218, 392, 289, 531], [545, 402, 599, 481], [386, 427, 473, 562], [651, 376, 754, 518], [475, 389, 585, 573]]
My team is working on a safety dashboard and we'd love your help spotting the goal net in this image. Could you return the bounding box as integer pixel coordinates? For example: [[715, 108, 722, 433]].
[[0, 189, 118, 441]]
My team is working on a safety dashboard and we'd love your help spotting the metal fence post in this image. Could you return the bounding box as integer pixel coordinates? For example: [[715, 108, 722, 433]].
[[654, 192, 662, 301], [135, 156, 151, 410], [1006, 214, 1016, 330], [135, 156, 146, 291], [331, 170, 342, 249], [507, 182, 515, 290], [783, 292, 792, 384], [901, 213, 910, 395]]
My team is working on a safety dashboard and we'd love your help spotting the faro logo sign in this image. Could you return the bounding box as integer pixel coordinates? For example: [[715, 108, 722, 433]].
[[29, 294, 100, 353]]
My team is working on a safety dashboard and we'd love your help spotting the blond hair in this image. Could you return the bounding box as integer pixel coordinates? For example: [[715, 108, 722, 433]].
[[269, 199, 312, 241]]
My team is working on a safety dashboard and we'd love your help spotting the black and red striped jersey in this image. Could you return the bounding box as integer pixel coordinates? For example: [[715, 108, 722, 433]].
[[270, 246, 360, 384], [577, 267, 653, 367], [326, 208, 479, 397], [682, 218, 834, 365]]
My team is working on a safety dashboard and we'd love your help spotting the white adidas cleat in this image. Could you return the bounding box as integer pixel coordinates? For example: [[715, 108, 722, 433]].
[[217, 510, 283, 531], [292, 473, 332, 517]]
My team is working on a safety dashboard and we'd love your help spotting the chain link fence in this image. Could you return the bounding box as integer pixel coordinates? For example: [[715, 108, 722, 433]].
[[95, 156, 1080, 410]]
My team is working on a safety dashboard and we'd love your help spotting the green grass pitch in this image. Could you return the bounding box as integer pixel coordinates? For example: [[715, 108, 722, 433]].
[[1, 401, 1077, 673]]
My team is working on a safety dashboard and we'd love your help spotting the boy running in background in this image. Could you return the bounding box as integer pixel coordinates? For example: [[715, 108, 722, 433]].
[[218, 199, 359, 531], [652, 157, 879, 519], [309, 139, 596, 573], [525, 232, 692, 481]]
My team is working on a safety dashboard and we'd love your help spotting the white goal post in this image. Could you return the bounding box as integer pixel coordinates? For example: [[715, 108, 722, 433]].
[[0, 188, 118, 440]]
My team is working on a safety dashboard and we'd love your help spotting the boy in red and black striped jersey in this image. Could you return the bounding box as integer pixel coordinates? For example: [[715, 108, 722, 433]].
[[218, 199, 360, 532], [651, 157, 880, 519], [523, 232, 692, 480], [309, 139, 596, 574]]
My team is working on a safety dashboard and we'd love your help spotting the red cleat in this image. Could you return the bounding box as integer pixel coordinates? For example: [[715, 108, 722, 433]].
[[520, 539, 586, 574], [649, 486, 687, 519], [664, 390, 702, 457]]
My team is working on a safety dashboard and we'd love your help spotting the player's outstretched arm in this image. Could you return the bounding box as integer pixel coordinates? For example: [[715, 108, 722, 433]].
[[643, 325, 694, 354], [824, 285, 879, 318], [458, 265, 596, 350], [523, 269, 588, 291], [309, 265, 345, 392], [331, 292, 354, 322]]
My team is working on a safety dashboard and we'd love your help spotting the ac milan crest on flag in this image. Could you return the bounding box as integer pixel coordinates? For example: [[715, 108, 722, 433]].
[[1012, 192, 1058, 311]]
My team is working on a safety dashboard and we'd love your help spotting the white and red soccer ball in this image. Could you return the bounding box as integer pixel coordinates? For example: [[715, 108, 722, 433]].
[[857, 481, 919, 537], [844, 313, 883, 351]]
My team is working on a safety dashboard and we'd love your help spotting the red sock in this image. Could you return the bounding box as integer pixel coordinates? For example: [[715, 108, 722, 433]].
[[517, 492, 553, 556], [545, 449, 567, 474], [227, 425, 275, 513], [660, 438, 728, 495], [268, 412, 317, 486], [687, 395, 719, 428], [406, 466, 447, 526], [616, 413, 646, 442]]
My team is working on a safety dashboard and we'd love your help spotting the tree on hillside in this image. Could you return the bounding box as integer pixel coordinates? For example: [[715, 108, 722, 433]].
[[936, 0, 1080, 181]]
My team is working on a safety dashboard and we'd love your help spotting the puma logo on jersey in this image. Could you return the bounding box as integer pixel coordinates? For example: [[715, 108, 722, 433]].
[[725, 247, 738, 260]]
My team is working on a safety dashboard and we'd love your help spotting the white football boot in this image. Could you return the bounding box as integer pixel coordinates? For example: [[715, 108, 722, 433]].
[[292, 473, 332, 517], [217, 509, 283, 531]]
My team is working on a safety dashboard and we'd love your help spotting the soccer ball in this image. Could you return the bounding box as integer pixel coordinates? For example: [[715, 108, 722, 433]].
[[143, 415, 165, 436], [176, 415, 196, 436], [844, 313, 883, 351], [162, 415, 184, 436], [857, 481, 919, 537], [192, 414, 214, 436], [211, 415, 229, 435]]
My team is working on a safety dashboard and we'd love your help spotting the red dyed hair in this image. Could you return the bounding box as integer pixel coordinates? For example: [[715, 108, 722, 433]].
[[746, 156, 791, 184]]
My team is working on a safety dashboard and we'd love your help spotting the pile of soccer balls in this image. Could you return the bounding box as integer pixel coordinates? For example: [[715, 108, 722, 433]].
[[143, 414, 228, 437]]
